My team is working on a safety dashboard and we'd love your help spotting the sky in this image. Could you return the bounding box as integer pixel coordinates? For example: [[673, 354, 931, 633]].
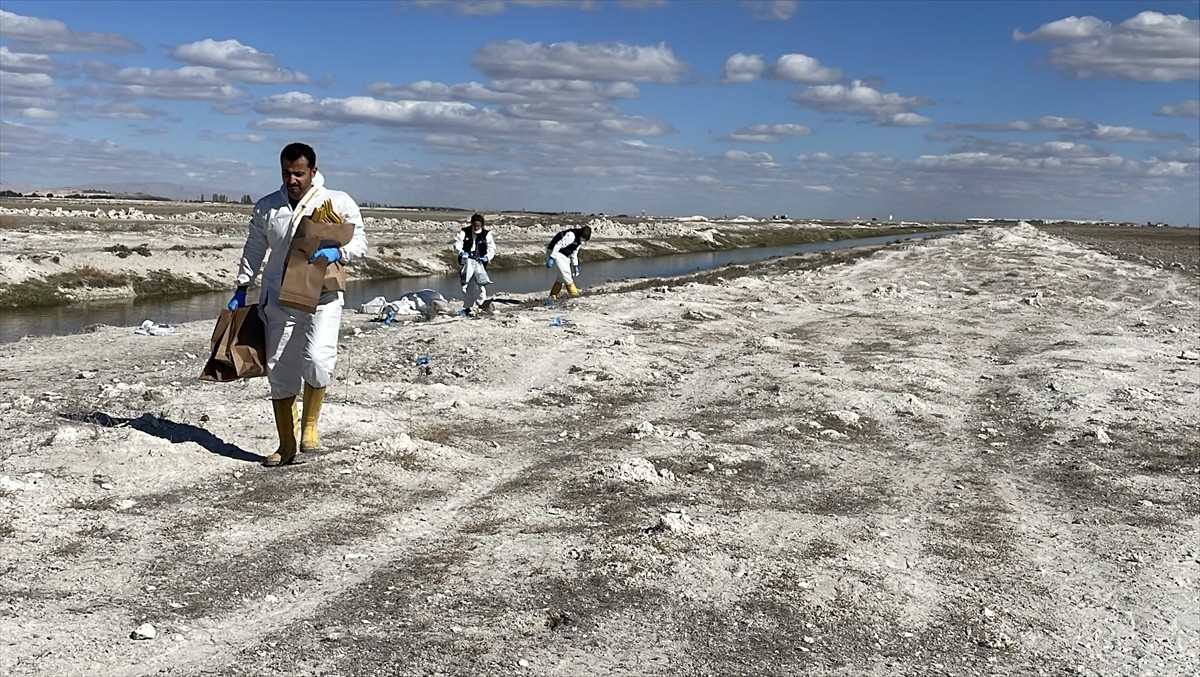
[[0, 0, 1197, 224]]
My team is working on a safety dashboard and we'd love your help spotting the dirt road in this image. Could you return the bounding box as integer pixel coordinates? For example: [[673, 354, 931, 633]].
[[1, 223, 1197, 676]]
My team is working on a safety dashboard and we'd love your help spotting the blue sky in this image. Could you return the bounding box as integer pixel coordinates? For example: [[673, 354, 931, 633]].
[[1, 0, 1197, 224]]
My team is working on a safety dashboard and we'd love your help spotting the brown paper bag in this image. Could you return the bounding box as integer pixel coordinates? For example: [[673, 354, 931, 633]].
[[199, 304, 267, 382], [277, 217, 355, 313]]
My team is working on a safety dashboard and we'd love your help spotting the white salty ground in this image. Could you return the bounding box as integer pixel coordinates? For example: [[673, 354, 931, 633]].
[[0, 223, 1197, 677]]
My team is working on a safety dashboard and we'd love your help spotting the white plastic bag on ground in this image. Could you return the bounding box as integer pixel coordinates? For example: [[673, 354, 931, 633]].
[[377, 289, 450, 323], [134, 320, 178, 336], [359, 295, 387, 315]]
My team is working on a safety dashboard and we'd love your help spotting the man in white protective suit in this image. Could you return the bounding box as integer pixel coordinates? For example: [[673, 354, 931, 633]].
[[227, 142, 368, 467], [544, 225, 591, 305], [453, 212, 496, 316]]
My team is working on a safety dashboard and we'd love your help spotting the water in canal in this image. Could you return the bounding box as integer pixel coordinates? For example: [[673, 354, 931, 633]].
[[1, 231, 954, 343]]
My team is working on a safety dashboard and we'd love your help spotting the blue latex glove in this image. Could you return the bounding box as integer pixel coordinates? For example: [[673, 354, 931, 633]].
[[479, 256, 489, 264], [310, 246, 340, 264], [572, 265, 580, 276], [458, 253, 468, 266], [227, 289, 246, 311], [546, 257, 556, 268]]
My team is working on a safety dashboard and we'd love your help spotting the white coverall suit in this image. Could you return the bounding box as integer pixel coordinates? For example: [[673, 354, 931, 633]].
[[236, 173, 368, 399], [547, 230, 584, 288], [453, 226, 496, 311]]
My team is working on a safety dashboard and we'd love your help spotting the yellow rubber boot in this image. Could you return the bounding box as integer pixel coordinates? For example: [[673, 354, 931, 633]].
[[549, 281, 562, 299], [567, 283, 581, 298], [264, 397, 298, 467], [301, 383, 326, 452], [292, 400, 300, 442]]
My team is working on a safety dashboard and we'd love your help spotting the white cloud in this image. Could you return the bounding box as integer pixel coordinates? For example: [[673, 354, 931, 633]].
[[596, 116, 674, 136], [1013, 16, 1107, 41], [944, 117, 1189, 143], [267, 94, 482, 127], [0, 10, 142, 54], [1034, 115, 1090, 131], [170, 38, 309, 84], [1084, 124, 1188, 143], [791, 79, 933, 124], [0, 120, 261, 190], [1160, 144, 1200, 163], [796, 152, 832, 162], [1041, 141, 1094, 155], [511, 0, 599, 7], [369, 78, 639, 105], [97, 65, 227, 87], [944, 137, 1110, 160], [14, 107, 58, 120], [414, 0, 507, 15], [1014, 11, 1200, 82], [881, 113, 932, 127], [722, 149, 775, 163], [1156, 99, 1200, 118], [0, 46, 57, 74], [497, 78, 640, 101], [471, 40, 690, 82], [942, 116, 1094, 133], [249, 117, 332, 132], [222, 68, 310, 85], [740, 0, 799, 21], [723, 123, 812, 142], [721, 53, 765, 84], [370, 80, 457, 101], [253, 91, 674, 141], [83, 102, 169, 120], [417, 0, 616, 12], [0, 71, 54, 91], [943, 120, 1033, 132], [171, 39, 276, 70], [71, 63, 251, 103], [1145, 160, 1192, 177], [504, 101, 618, 122], [770, 54, 842, 84]]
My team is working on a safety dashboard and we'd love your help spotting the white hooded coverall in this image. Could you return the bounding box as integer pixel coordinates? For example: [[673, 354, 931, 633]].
[[547, 229, 584, 287], [236, 173, 368, 399], [453, 226, 496, 310]]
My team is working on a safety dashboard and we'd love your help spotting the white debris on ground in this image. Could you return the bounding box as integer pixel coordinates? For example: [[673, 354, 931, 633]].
[[0, 218, 1196, 676]]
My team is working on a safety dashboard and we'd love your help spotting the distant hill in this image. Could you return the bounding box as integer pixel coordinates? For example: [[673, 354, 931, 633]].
[[62, 182, 246, 202], [0, 181, 248, 202]]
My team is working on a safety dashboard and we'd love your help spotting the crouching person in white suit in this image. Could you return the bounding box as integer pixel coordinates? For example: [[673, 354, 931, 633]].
[[227, 142, 368, 467], [545, 225, 591, 304]]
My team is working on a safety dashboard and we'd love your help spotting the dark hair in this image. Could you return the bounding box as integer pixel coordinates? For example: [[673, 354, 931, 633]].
[[280, 142, 316, 168], [579, 225, 592, 241], [470, 213, 485, 225]]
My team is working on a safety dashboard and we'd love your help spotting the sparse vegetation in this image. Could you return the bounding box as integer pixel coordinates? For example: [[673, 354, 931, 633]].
[[103, 243, 152, 258], [0, 266, 223, 308]]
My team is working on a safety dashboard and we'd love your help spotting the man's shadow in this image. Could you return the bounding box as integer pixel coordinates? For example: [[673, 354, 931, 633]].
[[61, 412, 263, 463]]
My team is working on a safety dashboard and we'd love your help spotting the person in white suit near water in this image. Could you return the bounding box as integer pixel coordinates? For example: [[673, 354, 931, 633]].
[[453, 213, 496, 316], [228, 142, 368, 467], [544, 225, 591, 304]]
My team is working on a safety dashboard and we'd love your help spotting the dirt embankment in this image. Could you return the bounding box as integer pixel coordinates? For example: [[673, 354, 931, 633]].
[[0, 197, 948, 309], [0, 222, 1197, 676]]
